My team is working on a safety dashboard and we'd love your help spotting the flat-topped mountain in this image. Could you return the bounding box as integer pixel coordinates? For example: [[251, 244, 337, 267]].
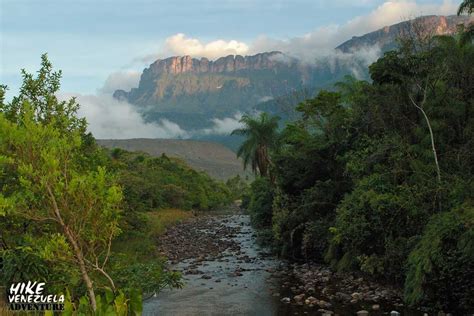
[[97, 138, 250, 180], [113, 51, 336, 121], [137, 51, 287, 76]]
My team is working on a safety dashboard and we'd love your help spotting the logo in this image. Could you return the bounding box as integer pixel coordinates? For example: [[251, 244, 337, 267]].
[[7, 281, 65, 311]]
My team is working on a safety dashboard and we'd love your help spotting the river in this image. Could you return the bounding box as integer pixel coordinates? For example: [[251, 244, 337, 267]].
[[143, 214, 421, 316]]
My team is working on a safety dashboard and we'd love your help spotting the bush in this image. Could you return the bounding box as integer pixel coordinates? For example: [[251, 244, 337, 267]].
[[404, 204, 474, 312], [328, 174, 428, 282], [247, 177, 274, 229]]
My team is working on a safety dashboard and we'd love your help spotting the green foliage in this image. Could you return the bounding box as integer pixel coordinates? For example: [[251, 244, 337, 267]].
[[0, 54, 86, 134], [246, 30, 474, 311], [111, 261, 183, 295], [246, 177, 274, 229], [458, 0, 474, 15], [107, 150, 232, 215], [225, 175, 250, 200], [404, 205, 474, 311], [0, 55, 197, 313], [63, 287, 143, 316]]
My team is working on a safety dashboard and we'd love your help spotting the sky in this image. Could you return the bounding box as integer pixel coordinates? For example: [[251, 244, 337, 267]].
[[0, 0, 462, 138]]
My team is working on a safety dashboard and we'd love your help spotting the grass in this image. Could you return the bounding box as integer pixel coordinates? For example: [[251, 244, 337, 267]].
[[113, 208, 193, 262], [145, 208, 193, 237]]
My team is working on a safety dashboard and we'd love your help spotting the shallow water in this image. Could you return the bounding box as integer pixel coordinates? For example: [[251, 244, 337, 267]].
[[143, 215, 281, 315], [143, 215, 422, 316]]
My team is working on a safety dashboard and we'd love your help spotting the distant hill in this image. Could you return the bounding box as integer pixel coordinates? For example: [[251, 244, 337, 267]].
[[337, 15, 473, 53], [97, 139, 250, 180]]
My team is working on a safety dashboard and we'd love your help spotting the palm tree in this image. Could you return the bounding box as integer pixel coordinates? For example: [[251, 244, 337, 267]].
[[458, 0, 474, 15], [231, 112, 279, 178]]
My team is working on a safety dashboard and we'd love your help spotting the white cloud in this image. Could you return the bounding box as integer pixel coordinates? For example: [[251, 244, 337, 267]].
[[100, 71, 141, 94], [150, 33, 250, 60], [59, 93, 188, 139], [258, 96, 274, 103], [201, 113, 244, 135]]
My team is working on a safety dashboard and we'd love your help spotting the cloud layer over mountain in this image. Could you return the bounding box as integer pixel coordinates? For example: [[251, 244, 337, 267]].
[[60, 93, 189, 139], [156, 0, 457, 62], [73, 0, 459, 140]]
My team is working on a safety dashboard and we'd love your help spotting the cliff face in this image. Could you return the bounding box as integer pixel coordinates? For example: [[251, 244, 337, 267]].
[[114, 51, 334, 118], [143, 51, 285, 76], [337, 15, 473, 53]]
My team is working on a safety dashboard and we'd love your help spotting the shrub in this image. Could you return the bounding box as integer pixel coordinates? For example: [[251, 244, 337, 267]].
[[404, 204, 474, 312], [247, 177, 274, 228]]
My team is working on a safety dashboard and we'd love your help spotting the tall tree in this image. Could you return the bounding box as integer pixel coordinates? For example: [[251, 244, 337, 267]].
[[231, 113, 279, 178]]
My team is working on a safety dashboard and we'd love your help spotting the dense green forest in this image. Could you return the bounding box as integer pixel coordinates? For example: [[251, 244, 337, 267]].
[[0, 56, 233, 314], [241, 25, 474, 312]]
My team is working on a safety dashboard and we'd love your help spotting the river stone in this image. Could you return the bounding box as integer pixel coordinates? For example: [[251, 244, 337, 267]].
[[305, 296, 318, 305], [281, 297, 291, 304], [390, 312, 401, 316], [352, 292, 362, 300], [372, 304, 380, 310], [294, 294, 305, 302], [318, 300, 331, 309], [357, 310, 369, 316]]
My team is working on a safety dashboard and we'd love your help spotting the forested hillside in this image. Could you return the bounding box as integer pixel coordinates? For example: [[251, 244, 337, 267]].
[[243, 26, 474, 312], [98, 138, 250, 180]]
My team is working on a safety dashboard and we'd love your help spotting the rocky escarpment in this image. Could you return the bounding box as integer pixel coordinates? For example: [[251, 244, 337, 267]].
[[113, 51, 329, 119], [140, 51, 289, 76], [337, 15, 473, 53], [113, 51, 308, 107]]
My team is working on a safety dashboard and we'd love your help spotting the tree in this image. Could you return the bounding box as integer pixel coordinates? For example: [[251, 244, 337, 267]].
[[0, 54, 86, 134], [231, 113, 279, 178], [458, 0, 474, 15], [457, 0, 474, 45], [0, 55, 122, 312]]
